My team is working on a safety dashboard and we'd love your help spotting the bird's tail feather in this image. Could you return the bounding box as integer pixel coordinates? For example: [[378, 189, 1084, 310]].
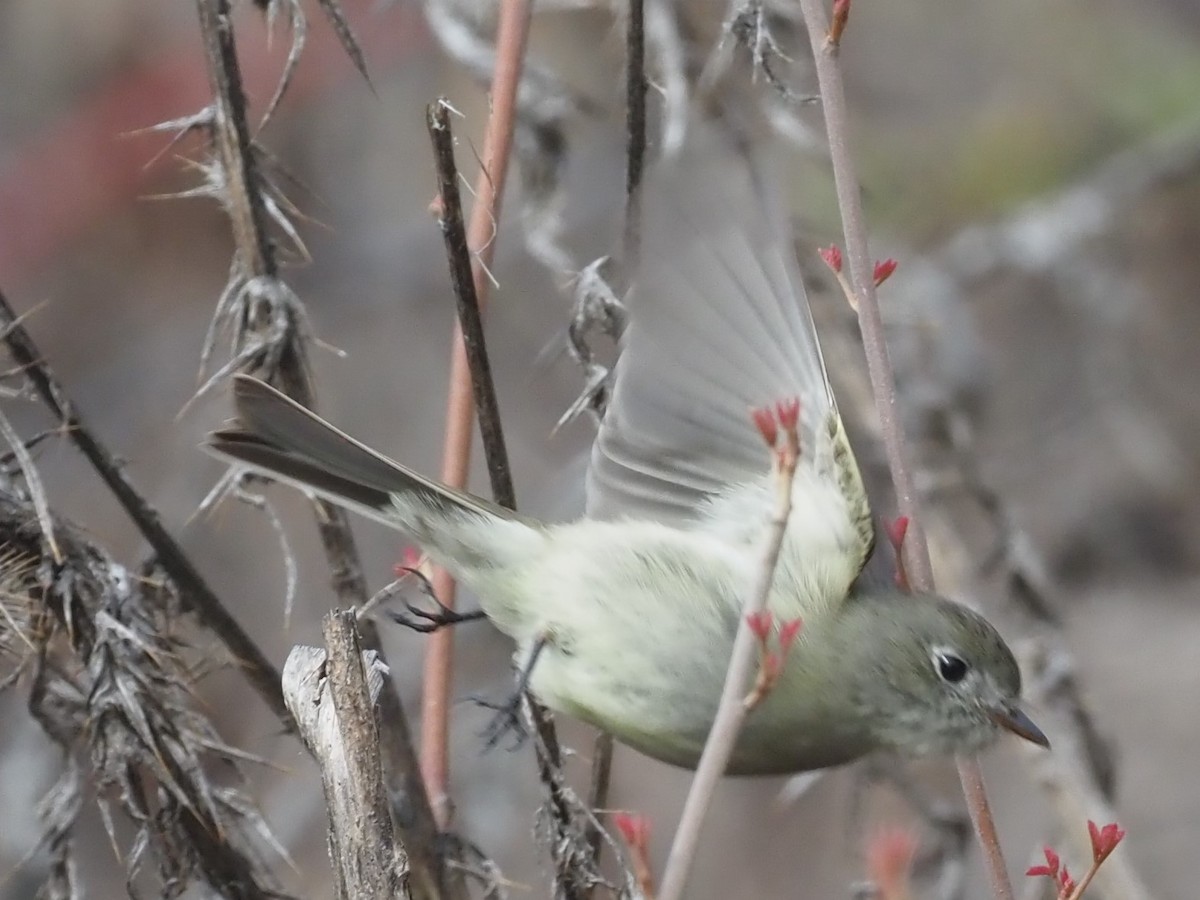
[[206, 376, 538, 572]]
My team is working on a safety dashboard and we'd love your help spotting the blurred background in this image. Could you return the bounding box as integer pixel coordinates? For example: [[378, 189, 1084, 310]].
[[1, 0, 1199, 897]]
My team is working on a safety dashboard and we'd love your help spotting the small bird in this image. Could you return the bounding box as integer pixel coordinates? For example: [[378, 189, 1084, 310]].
[[206, 134, 1048, 775]]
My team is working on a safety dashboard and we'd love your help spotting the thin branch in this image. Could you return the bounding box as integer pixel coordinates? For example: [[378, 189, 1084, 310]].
[[0, 287, 291, 729], [426, 101, 516, 508], [584, 731, 615, 898], [793, 2, 1012, 897], [624, 0, 648, 265], [427, 99, 592, 900], [657, 405, 800, 900], [421, 0, 534, 826]]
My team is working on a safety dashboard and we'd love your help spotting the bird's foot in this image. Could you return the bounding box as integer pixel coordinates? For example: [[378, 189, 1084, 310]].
[[388, 595, 487, 634], [470, 692, 529, 751], [469, 636, 549, 751]]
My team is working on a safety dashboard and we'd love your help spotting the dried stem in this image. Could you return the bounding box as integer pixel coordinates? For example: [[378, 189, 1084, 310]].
[[427, 97, 592, 900], [426, 100, 516, 509], [282, 615, 402, 900], [794, 1, 1012, 896], [420, 0, 534, 825], [580, 0, 652, 877], [3, 489, 279, 897], [0, 287, 291, 728], [192, 6, 457, 894], [657, 406, 800, 900], [624, 0, 648, 265]]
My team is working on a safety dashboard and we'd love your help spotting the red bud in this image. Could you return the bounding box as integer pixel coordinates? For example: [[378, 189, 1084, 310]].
[[819, 244, 843, 273], [829, 0, 851, 45], [779, 617, 804, 653], [746, 610, 774, 642], [775, 398, 801, 432], [1088, 820, 1126, 864], [752, 406, 778, 448], [613, 812, 650, 850]]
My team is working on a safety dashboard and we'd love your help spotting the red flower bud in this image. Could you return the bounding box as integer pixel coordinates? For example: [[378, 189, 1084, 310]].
[[819, 244, 843, 273], [746, 610, 774, 642], [752, 406, 778, 448], [613, 812, 650, 850], [873, 258, 898, 286], [885, 516, 910, 554], [779, 617, 804, 653], [1026, 845, 1060, 879], [1088, 820, 1126, 865], [775, 398, 800, 432]]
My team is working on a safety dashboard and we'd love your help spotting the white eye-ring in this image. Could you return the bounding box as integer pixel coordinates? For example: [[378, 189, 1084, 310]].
[[932, 648, 970, 684]]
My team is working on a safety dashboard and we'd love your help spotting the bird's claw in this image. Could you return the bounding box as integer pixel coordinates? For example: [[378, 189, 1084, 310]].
[[470, 692, 529, 751], [388, 598, 486, 634]]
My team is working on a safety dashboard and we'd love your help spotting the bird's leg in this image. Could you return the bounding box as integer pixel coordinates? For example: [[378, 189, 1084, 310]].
[[389, 596, 487, 634], [383, 564, 487, 633], [471, 636, 548, 751]]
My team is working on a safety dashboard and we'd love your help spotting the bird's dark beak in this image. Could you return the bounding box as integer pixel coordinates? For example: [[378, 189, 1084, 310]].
[[989, 704, 1050, 749]]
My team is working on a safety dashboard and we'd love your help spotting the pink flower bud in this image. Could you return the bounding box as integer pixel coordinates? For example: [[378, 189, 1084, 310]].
[[1088, 820, 1126, 864], [886, 516, 909, 554], [831, 0, 851, 39], [752, 406, 778, 448], [746, 610, 774, 642], [613, 812, 650, 851], [778, 617, 804, 653], [775, 398, 801, 432], [819, 245, 843, 273], [873, 258, 898, 286], [1026, 846, 1060, 879]]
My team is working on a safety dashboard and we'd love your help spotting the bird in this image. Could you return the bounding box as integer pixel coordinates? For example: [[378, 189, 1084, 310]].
[[205, 132, 1048, 775]]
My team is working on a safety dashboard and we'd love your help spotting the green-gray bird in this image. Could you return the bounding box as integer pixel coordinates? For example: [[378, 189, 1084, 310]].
[[206, 136, 1048, 774]]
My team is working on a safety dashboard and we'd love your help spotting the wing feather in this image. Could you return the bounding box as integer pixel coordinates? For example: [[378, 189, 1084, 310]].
[[585, 130, 874, 606]]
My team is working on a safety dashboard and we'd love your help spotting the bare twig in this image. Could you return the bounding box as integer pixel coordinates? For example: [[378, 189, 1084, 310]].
[[427, 99, 595, 899], [0, 287, 290, 728], [794, 2, 1012, 896], [283, 614, 401, 899], [426, 101, 516, 508], [421, 0, 534, 826], [658, 402, 801, 900], [585, 731, 615, 887], [624, 0, 648, 265]]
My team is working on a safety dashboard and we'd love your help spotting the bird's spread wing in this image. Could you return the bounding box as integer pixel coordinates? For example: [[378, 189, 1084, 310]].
[[585, 132, 874, 607]]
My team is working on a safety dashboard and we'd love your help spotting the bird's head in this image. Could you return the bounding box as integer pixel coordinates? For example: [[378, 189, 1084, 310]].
[[846, 591, 1048, 757]]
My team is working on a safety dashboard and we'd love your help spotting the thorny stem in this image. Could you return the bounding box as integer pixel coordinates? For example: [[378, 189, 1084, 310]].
[[794, 1, 1013, 897], [420, 0, 534, 826], [193, 5, 458, 896], [657, 403, 800, 900], [0, 288, 291, 729]]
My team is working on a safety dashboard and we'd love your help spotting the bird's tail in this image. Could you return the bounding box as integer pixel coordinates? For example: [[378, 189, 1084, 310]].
[[206, 375, 543, 577]]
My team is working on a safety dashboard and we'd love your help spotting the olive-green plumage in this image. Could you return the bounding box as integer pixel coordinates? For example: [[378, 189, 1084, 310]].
[[206, 132, 1047, 773]]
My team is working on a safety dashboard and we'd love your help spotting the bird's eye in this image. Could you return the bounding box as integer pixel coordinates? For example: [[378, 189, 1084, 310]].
[[935, 652, 969, 684]]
